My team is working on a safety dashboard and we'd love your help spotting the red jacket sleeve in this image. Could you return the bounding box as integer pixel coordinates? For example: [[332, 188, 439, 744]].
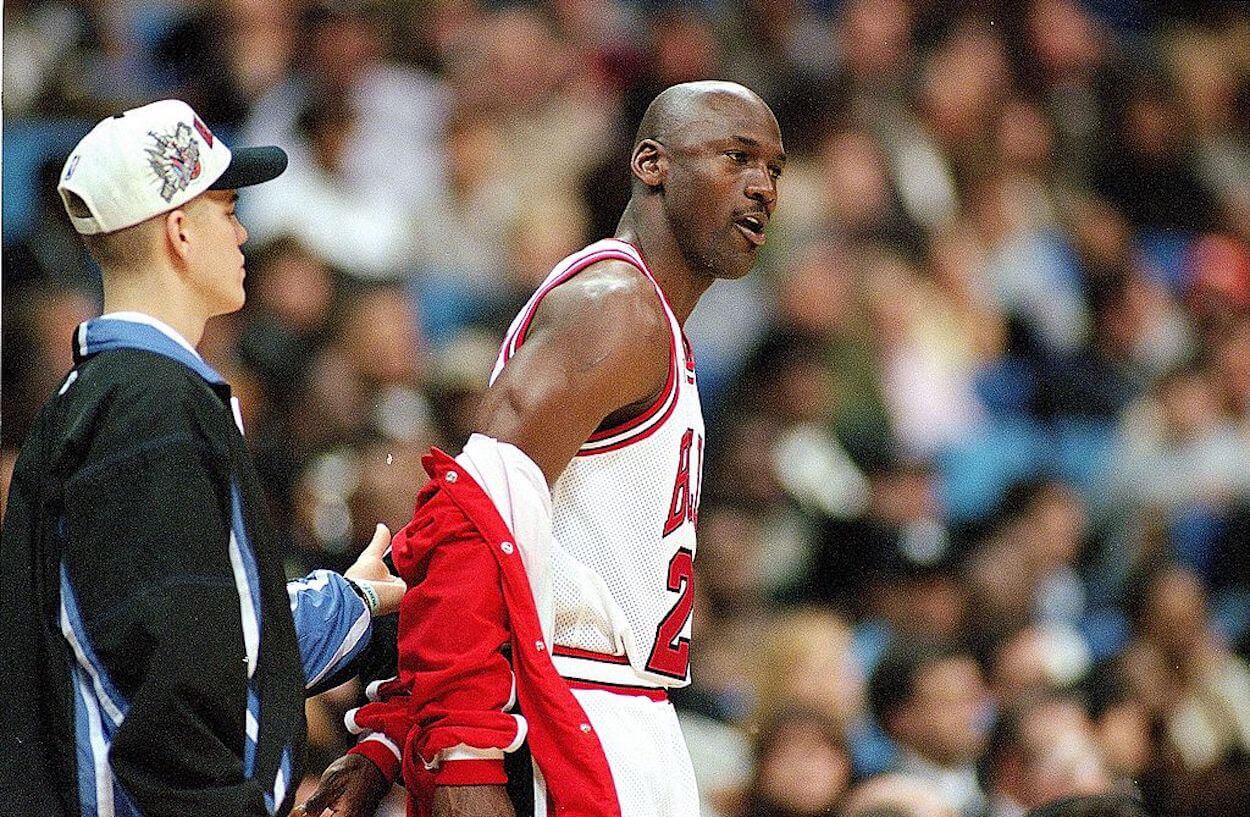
[[387, 470, 522, 786], [345, 676, 411, 783], [370, 449, 621, 817]]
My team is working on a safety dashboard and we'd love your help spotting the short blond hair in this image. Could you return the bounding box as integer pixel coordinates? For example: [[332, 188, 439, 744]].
[[63, 190, 161, 271], [751, 606, 858, 727]]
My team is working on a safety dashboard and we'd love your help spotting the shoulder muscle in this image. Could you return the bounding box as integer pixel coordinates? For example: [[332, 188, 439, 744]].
[[476, 259, 671, 481]]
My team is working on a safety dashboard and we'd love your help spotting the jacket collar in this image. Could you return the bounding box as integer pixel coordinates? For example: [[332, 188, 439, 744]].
[[72, 316, 228, 389]]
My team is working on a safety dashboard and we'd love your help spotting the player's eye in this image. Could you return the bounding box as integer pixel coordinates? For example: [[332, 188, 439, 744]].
[[725, 150, 749, 163]]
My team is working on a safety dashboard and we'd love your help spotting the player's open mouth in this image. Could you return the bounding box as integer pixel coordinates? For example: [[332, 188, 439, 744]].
[[734, 214, 767, 247]]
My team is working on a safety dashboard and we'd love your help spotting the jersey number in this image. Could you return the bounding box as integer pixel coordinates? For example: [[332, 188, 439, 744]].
[[645, 548, 694, 679]]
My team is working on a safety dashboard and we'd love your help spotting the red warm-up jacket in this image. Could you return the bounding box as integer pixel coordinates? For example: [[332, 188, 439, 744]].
[[346, 449, 621, 817]]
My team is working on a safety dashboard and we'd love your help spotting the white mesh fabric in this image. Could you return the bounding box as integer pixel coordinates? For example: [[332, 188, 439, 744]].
[[549, 420, 701, 686], [535, 689, 699, 817], [492, 239, 705, 689], [550, 536, 624, 655]]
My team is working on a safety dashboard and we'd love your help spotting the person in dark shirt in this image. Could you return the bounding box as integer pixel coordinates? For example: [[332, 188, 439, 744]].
[[0, 99, 405, 817]]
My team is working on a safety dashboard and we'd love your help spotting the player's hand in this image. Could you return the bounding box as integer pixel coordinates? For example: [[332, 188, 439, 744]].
[[345, 524, 406, 617], [433, 784, 516, 817], [296, 753, 390, 817]]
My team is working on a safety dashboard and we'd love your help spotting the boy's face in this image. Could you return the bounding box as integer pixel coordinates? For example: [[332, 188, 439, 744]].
[[183, 190, 249, 316]]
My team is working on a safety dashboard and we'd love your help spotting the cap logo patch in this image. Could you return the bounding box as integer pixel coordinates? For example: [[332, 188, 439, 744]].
[[64, 155, 81, 180], [146, 122, 202, 202], [193, 116, 214, 148]]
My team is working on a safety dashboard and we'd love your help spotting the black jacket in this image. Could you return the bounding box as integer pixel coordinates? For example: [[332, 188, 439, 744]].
[[1, 318, 307, 817]]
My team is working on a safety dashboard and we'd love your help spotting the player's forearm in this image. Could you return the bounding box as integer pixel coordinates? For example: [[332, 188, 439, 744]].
[[433, 784, 516, 817]]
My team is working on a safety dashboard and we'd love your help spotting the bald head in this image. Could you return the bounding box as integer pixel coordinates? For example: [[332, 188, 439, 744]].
[[620, 79, 783, 282], [634, 81, 776, 150]]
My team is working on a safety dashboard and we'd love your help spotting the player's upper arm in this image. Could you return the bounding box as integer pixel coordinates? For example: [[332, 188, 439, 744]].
[[474, 260, 671, 483]]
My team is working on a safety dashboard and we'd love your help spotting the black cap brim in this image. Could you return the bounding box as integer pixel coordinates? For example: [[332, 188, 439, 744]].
[[209, 145, 288, 190]]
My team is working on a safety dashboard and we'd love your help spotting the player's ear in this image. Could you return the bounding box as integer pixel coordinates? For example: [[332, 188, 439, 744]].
[[631, 139, 667, 190]]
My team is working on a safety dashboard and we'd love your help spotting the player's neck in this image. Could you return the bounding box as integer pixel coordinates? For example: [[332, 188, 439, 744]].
[[615, 205, 713, 325]]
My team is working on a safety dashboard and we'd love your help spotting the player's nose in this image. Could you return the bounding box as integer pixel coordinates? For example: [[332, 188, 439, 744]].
[[745, 172, 776, 210]]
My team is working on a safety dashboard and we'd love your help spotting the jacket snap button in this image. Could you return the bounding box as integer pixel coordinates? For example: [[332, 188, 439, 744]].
[[501, 541, 514, 554], [580, 723, 592, 733], [535, 641, 545, 651], [445, 470, 458, 483]]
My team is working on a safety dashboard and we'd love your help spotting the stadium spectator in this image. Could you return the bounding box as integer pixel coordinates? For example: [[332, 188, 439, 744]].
[[979, 693, 1113, 816], [1024, 793, 1150, 817], [4, 3, 1250, 815], [869, 641, 991, 816], [741, 707, 853, 817], [243, 93, 419, 279], [840, 773, 958, 817]]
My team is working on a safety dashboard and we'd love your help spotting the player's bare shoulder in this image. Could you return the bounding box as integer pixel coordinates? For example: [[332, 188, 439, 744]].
[[476, 255, 675, 481], [526, 257, 670, 383]]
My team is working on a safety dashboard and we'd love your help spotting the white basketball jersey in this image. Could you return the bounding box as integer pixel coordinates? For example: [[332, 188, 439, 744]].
[[490, 238, 704, 690]]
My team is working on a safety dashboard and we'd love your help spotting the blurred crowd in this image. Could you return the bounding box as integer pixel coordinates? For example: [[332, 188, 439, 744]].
[[4, 0, 1250, 815]]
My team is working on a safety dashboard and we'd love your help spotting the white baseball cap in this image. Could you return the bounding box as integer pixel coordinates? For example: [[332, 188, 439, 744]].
[[57, 99, 288, 235]]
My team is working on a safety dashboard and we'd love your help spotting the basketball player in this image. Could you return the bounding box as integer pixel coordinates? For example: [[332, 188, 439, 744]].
[[300, 81, 784, 817]]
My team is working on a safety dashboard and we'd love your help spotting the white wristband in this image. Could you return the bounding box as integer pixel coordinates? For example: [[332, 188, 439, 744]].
[[349, 578, 380, 615]]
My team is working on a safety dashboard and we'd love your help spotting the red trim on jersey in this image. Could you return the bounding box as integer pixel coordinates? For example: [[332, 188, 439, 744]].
[[503, 248, 640, 361], [566, 679, 669, 702], [578, 240, 683, 451], [573, 378, 680, 456], [502, 240, 685, 457], [582, 328, 678, 444], [681, 333, 697, 385], [552, 645, 631, 665]]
